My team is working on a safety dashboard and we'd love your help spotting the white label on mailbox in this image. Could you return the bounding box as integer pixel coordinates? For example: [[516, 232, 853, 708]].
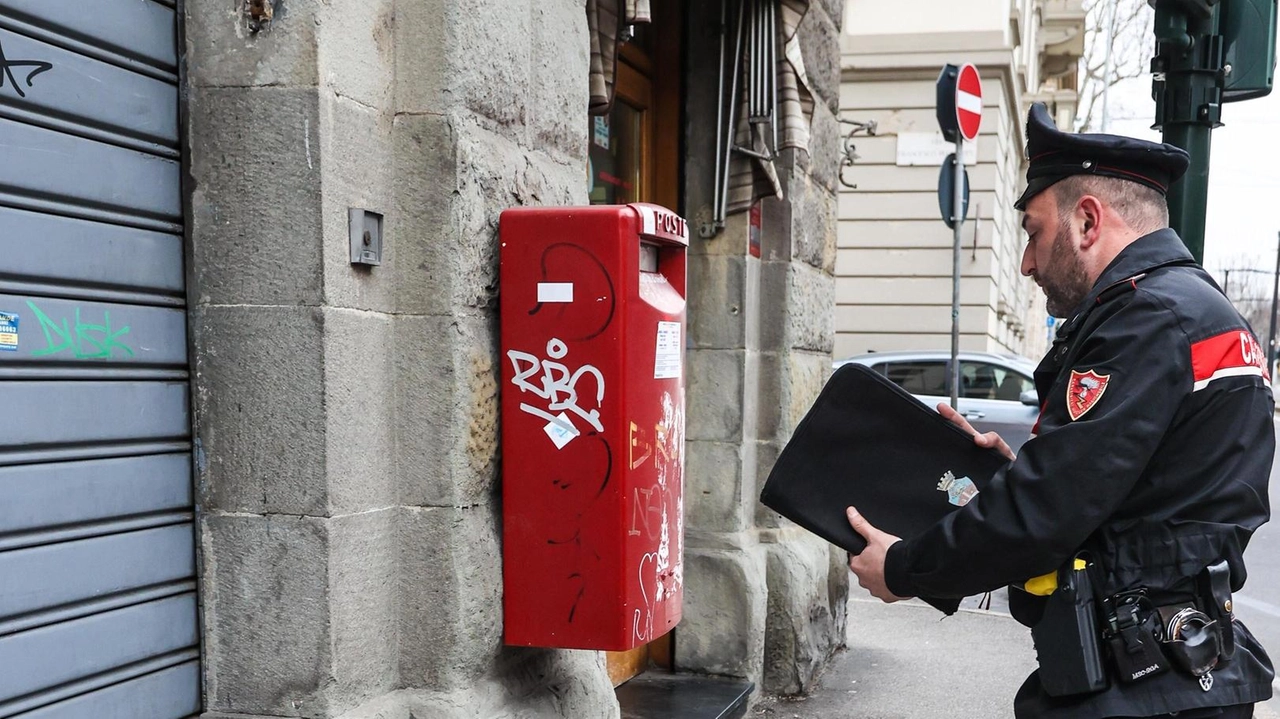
[[537, 282, 574, 303], [654, 322, 682, 379]]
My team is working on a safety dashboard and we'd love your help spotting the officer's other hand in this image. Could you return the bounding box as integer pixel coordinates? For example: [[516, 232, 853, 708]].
[[936, 402, 1015, 461], [846, 506, 910, 603]]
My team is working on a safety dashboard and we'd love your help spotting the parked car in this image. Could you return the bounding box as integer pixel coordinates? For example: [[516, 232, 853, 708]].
[[834, 350, 1040, 454]]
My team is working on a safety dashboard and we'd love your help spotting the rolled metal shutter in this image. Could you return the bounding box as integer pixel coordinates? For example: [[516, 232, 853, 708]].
[[0, 1, 199, 718]]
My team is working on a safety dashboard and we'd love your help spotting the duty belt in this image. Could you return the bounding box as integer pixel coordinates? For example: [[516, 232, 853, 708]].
[[1025, 557, 1236, 697]]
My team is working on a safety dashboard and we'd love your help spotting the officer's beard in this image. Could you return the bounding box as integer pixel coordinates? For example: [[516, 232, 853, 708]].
[[1040, 219, 1092, 318]]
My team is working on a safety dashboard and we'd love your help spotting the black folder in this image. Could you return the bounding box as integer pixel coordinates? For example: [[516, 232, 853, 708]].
[[759, 363, 1011, 612]]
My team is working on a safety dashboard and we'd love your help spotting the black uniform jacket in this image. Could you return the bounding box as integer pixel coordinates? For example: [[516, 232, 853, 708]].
[[883, 229, 1275, 717]]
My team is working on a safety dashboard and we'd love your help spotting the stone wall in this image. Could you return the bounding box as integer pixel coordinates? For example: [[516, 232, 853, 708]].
[[759, 1, 849, 695], [679, 0, 848, 697], [189, 0, 849, 715], [188, 1, 618, 717]]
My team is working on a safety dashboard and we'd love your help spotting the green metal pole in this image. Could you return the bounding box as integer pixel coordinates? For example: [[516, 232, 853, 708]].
[[1162, 124, 1213, 263], [1152, 0, 1225, 264]]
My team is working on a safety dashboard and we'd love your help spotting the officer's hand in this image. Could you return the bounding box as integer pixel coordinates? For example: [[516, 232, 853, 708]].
[[937, 402, 1015, 461], [846, 506, 910, 603]]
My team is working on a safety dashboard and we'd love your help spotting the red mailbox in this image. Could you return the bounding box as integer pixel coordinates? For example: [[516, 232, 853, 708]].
[[500, 203, 687, 650]]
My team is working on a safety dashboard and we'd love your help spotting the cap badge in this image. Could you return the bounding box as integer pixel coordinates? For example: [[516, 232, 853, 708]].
[[937, 470, 979, 507], [1067, 369, 1111, 421], [1082, 160, 1093, 169]]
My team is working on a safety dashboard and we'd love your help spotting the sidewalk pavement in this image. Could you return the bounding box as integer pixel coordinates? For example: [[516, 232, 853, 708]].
[[752, 596, 1280, 719]]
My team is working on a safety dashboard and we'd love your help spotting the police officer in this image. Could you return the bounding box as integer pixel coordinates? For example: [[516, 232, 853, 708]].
[[846, 103, 1274, 718]]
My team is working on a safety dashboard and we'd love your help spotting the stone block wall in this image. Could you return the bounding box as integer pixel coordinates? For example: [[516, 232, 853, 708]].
[[678, 0, 849, 699], [189, 1, 618, 717]]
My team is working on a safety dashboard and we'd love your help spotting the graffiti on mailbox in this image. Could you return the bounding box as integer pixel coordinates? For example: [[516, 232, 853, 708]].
[[630, 391, 685, 644], [506, 337, 605, 449], [635, 552, 659, 643], [546, 433, 615, 624], [628, 484, 662, 539], [514, 244, 618, 625], [660, 390, 685, 601]]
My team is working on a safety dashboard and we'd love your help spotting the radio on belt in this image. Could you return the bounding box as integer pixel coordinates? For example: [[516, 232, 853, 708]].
[[499, 203, 688, 650]]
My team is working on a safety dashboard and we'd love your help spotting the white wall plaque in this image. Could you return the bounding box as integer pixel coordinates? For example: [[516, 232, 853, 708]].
[[896, 132, 979, 167]]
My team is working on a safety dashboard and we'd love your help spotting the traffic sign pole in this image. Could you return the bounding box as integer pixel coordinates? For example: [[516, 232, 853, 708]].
[[950, 137, 964, 411], [937, 62, 981, 409]]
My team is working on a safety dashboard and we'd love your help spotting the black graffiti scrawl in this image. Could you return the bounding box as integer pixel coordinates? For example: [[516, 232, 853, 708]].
[[0, 36, 51, 99]]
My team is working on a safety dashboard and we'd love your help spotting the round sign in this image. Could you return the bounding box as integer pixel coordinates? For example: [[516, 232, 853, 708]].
[[955, 64, 982, 142], [937, 153, 970, 229]]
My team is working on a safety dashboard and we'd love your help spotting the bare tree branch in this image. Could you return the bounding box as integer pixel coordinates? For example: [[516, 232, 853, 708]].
[[1214, 254, 1278, 336], [1077, 0, 1154, 131]]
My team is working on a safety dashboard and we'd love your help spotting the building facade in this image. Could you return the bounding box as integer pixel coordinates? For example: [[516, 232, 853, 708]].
[[0, 1, 848, 718], [834, 0, 1085, 361]]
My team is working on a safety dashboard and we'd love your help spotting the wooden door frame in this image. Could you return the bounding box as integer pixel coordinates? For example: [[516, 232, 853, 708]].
[[613, 60, 654, 206]]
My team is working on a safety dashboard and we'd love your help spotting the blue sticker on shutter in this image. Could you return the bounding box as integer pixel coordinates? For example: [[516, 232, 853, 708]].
[[0, 312, 18, 351]]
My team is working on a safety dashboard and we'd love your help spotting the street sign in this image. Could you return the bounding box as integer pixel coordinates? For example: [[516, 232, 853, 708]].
[[956, 64, 983, 141], [1221, 0, 1277, 103], [937, 153, 970, 229], [936, 62, 980, 411], [896, 132, 978, 166], [935, 63, 983, 142]]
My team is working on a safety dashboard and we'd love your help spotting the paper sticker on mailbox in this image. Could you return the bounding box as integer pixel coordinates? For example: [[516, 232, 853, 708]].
[[654, 321, 681, 379]]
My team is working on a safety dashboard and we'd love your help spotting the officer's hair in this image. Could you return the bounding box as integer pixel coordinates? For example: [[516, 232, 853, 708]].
[[1053, 175, 1170, 232]]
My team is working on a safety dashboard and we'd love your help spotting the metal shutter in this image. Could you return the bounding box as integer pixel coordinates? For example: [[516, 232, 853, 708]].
[[0, 1, 199, 718]]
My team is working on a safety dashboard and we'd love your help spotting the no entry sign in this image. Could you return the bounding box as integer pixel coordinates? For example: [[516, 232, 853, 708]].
[[955, 64, 982, 141], [936, 63, 983, 143]]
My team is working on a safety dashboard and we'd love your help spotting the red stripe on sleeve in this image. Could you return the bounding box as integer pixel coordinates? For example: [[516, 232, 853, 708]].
[[1190, 330, 1270, 382]]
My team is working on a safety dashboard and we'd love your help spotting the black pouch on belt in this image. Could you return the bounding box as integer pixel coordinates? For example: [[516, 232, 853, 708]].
[[1105, 592, 1170, 684], [1197, 560, 1235, 661], [1031, 560, 1109, 696]]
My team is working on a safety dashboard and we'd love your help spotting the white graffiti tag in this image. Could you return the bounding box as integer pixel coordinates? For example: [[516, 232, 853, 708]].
[[634, 552, 658, 643], [508, 338, 606, 445]]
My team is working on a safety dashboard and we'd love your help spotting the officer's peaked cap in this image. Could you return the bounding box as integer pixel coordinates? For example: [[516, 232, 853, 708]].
[[1014, 102, 1190, 211]]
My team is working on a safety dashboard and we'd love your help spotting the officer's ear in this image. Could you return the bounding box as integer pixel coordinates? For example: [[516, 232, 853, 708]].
[[1077, 195, 1105, 249]]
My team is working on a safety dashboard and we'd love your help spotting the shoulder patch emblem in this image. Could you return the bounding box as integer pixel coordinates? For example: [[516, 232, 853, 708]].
[[1067, 369, 1110, 421]]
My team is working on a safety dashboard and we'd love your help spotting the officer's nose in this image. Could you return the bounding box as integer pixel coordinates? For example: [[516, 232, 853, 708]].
[[1021, 241, 1036, 278]]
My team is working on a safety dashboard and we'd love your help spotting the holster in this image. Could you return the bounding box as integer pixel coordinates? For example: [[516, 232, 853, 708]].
[[1198, 559, 1235, 661], [1031, 559, 1109, 697]]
